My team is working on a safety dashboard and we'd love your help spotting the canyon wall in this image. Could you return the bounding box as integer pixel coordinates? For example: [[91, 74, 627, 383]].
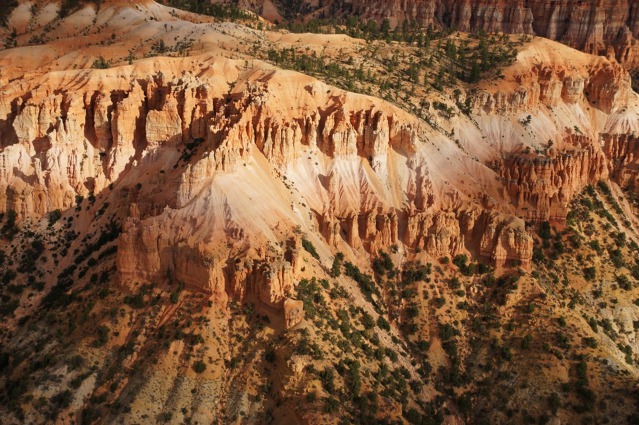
[[2, 39, 638, 320], [463, 37, 639, 224], [499, 136, 609, 221], [2, 1, 639, 326], [603, 133, 639, 194], [237, 0, 639, 71], [0, 59, 537, 324], [348, 0, 639, 70], [471, 54, 632, 114]]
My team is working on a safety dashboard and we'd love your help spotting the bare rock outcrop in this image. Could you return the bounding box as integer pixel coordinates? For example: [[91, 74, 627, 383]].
[[500, 135, 609, 221], [476, 212, 533, 269], [3, 40, 637, 325], [350, 0, 639, 71], [472, 54, 632, 115], [603, 133, 639, 194], [212, 0, 639, 71]]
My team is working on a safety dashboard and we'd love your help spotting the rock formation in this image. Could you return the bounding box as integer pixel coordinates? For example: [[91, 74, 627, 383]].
[[0, 55, 541, 330], [603, 133, 639, 194], [230, 0, 639, 71], [2, 16, 638, 326], [355, 0, 639, 71], [499, 137, 609, 221], [2, 3, 639, 425]]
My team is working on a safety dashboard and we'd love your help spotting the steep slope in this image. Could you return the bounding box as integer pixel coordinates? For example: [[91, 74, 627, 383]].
[[1, 1, 639, 425]]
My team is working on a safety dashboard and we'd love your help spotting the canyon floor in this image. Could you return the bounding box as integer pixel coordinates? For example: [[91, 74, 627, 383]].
[[1, 1, 639, 424]]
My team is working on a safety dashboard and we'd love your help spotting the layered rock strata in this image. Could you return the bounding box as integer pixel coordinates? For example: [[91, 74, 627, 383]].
[[603, 133, 639, 194], [499, 137, 609, 221], [0, 59, 538, 325], [347, 0, 639, 70]]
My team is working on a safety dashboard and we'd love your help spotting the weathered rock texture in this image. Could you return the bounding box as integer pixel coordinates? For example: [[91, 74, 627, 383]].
[[2, 1, 639, 331], [603, 133, 639, 194], [0, 57, 540, 323], [359, 0, 639, 70], [3, 35, 639, 325], [472, 55, 632, 114], [3, 4, 639, 425], [464, 38, 639, 225], [499, 136, 609, 221], [236, 0, 639, 71]]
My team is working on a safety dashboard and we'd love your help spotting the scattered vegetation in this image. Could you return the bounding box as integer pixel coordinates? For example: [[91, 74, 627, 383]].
[[59, 0, 104, 19], [258, 26, 521, 125], [165, 0, 256, 22], [91, 56, 110, 69], [0, 0, 18, 28], [192, 360, 207, 373], [302, 238, 320, 260]]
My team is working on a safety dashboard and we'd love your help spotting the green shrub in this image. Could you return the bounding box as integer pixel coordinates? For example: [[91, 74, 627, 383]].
[[372, 251, 394, 276], [170, 291, 180, 304], [361, 311, 375, 330], [302, 238, 320, 260], [330, 252, 344, 277], [608, 248, 624, 268], [376, 316, 390, 331], [264, 349, 276, 363], [91, 56, 109, 69], [583, 337, 597, 348], [1, 210, 18, 239], [51, 390, 72, 409], [344, 262, 378, 304], [94, 325, 109, 347], [318, 368, 335, 393], [323, 396, 339, 413], [583, 267, 596, 281], [193, 360, 207, 373], [48, 209, 62, 225], [0, 1, 18, 27], [81, 406, 100, 425], [616, 275, 632, 290], [538, 221, 552, 240], [0, 299, 19, 317]]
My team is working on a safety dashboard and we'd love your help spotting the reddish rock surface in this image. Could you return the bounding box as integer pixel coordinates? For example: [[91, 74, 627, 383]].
[[231, 0, 639, 70], [353, 0, 639, 70]]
